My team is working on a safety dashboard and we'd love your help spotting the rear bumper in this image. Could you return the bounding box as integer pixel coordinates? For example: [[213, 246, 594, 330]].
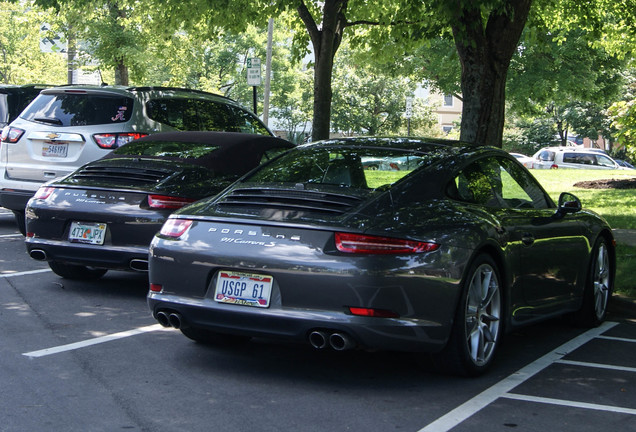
[[25, 237, 150, 271], [0, 188, 34, 212], [147, 293, 451, 353]]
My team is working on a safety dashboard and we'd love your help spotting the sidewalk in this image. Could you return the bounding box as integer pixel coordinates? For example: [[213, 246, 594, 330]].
[[613, 228, 636, 247]]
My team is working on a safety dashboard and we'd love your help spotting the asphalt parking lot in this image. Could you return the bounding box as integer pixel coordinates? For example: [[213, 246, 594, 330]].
[[1, 208, 635, 431]]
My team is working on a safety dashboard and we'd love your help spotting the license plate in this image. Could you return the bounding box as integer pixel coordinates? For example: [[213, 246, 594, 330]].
[[42, 143, 68, 157], [214, 271, 273, 308], [69, 222, 107, 245]]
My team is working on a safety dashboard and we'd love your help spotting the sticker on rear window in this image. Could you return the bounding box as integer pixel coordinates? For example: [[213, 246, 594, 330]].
[[111, 106, 128, 122]]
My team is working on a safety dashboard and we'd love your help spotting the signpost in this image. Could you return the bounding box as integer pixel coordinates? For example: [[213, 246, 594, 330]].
[[247, 58, 262, 114], [405, 97, 413, 136]]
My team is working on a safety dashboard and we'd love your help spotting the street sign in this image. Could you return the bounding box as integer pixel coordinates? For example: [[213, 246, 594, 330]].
[[405, 97, 413, 118], [247, 58, 262, 86], [40, 23, 67, 53]]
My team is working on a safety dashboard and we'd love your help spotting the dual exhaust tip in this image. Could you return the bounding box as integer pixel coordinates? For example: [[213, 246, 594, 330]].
[[156, 310, 186, 329], [309, 330, 356, 351]]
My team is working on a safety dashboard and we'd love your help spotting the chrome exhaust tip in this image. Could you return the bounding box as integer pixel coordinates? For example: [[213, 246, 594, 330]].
[[329, 332, 355, 351], [168, 313, 184, 329], [308, 330, 329, 349], [156, 311, 170, 327], [129, 259, 148, 272], [29, 249, 47, 261]]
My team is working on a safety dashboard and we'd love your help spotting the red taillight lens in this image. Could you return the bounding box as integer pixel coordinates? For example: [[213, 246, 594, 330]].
[[149, 283, 163, 292], [33, 186, 55, 200], [348, 307, 400, 318], [1, 126, 25, 143], [550, 164, 559, 169], [335, 232, 439, 254], [93, 132, 148, 149], [147, 195, 196, 209], [159, 219, 193, 238]]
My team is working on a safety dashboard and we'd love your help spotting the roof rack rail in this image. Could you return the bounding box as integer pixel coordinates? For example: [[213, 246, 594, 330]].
[[127, 86, 231, 100]]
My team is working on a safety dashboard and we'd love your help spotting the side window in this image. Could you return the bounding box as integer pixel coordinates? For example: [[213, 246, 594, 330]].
[[146, 99, 199, 130], [451, 157, 550, 209], [226, 105, 270, 135], [197, 100, 236, 131], [596, 154, 616, 167]]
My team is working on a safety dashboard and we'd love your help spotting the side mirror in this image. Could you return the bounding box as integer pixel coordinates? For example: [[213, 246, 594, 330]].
[[556, 192, 582, 217]]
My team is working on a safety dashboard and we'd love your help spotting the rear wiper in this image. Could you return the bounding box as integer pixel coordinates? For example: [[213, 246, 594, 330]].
[[33, 117, 63, 125]]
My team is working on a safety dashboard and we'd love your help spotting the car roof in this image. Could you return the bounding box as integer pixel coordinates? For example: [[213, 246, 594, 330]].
[[106, 131, 294, 174], [297, 136, 480, 153]]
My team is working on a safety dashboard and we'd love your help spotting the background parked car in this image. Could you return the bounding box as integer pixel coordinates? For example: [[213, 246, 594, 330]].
[[529, 146, 621, 170], [509, 152, 533, 168], [0, 85, 270, 234], [147, 137, 614, 377], [25, 131, 293, 280], [0, 84, 50, 128]]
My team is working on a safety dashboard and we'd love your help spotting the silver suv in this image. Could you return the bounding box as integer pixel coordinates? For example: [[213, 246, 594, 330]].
[[0, 85, 270, 233]]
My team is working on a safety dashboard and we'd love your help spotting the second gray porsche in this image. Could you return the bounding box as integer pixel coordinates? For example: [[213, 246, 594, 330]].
[[147, 137, 615, 376]]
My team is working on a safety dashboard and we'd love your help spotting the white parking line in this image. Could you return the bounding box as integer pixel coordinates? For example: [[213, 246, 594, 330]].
[[22, 324, 174, 358], [0, 269, 52, 278], [502, 393, 636, 415], [556, 359, 636, 374], [0, 233, 22, 238], [418, 321, 620, 432]]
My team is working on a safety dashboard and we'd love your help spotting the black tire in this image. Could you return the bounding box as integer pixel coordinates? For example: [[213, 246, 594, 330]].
[[12, 210, 26, 236], [48, 261, 108, 280], [180, 327, 251, 346], [571, 237, 613, 327], [432, 254, 503, 377]]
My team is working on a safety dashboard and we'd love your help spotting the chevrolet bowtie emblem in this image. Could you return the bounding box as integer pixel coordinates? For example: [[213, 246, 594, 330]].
[[46, 133, 60, 140]]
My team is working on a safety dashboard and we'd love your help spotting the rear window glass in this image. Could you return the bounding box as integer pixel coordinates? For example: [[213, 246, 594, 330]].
[[246, 146, 430, 190], [21, 93, 134, 126], [113, 140, 220, 159], [146, 99, 269, 135]]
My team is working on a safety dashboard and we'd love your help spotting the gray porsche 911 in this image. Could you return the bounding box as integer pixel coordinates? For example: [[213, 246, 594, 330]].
[[25, 131, 293, 279], [147, 137, 615, 376]]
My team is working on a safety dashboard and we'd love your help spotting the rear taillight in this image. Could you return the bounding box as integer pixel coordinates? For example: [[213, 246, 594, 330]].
[[550, 164, 559, 169], [147, 195, 196, 209], [1, 126, 25, 143], [93, 132, 148, 149], [159, 219, 193, 238], [335, 232, 439, 254], [33, 186, 55, 200], [149, 283, 163, 292]]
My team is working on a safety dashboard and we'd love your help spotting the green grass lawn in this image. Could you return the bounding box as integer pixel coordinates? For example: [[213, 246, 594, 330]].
[[531, 169, 636, 297]]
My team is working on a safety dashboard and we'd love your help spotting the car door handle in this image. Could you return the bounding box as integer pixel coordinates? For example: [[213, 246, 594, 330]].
[[521, 233, 535, 246]]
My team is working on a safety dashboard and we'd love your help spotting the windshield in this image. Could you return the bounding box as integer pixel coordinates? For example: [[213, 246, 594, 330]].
[[113, 140, 220, 159], [245, 146, 431, 190]]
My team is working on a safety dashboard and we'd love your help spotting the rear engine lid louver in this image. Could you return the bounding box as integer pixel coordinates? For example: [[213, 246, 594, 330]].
[[69, 166, 171, 186], [218, 188, 364, 216]]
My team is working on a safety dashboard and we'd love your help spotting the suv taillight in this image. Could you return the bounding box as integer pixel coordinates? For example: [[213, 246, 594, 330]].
[[1, 126, 25, 143], [93, 132, 148, 149]]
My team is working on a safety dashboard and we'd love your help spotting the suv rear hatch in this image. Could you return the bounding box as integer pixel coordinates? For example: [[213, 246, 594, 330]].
[[2, 88, 142, 183]]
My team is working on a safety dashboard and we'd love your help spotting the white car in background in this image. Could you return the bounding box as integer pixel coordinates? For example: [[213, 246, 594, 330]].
[[509, 152, 534, 168], [529, 146, 621, 170]]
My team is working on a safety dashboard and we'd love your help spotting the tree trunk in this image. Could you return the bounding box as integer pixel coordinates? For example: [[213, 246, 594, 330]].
[[115, 60, 129, 85], [451, 0, 532, 147], [298, 0, 347, 141]]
